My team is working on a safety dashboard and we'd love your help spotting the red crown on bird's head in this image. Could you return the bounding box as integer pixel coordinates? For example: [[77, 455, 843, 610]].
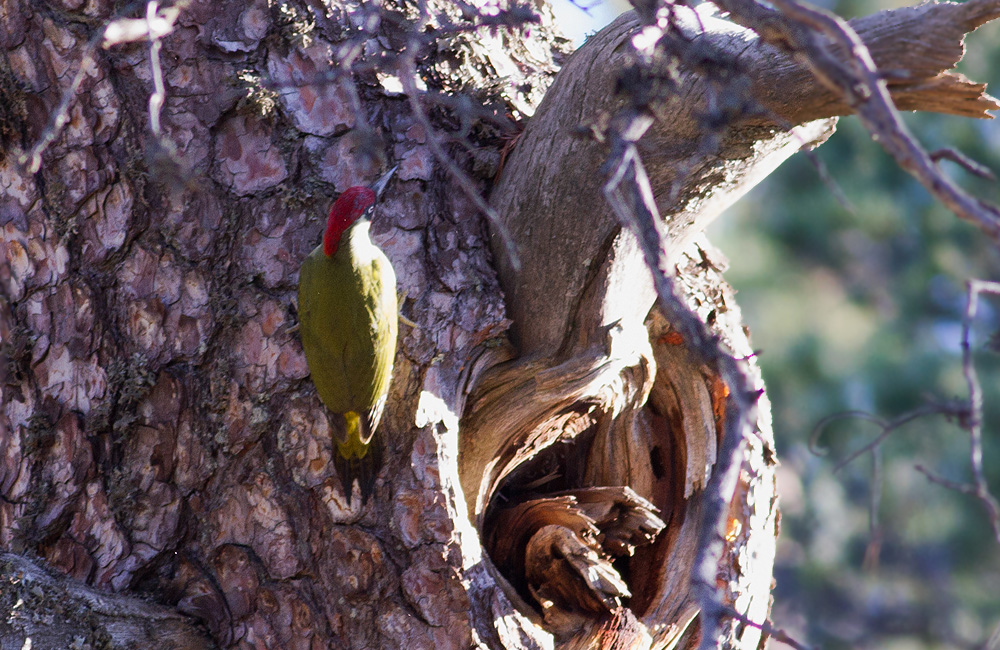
[[324, 186, 376, 256]]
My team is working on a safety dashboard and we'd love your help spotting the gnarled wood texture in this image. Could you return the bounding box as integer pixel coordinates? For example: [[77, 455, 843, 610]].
[[460, 3, 997, 649]]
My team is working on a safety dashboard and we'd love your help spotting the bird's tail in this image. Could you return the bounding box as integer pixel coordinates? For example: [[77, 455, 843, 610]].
[[334, 411, 381, 505]]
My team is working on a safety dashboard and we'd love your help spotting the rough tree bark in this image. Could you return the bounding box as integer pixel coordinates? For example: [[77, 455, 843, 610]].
[[0, 1, 996, 650]]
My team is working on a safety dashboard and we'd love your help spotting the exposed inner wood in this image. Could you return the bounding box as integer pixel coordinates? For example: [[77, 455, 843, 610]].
[[460, 4, 995, 646], [486, 487, 665, 636], [469, 240, 752, 648]]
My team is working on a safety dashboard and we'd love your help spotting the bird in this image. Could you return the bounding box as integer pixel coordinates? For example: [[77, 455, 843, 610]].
[[297, 167, 398, 504]]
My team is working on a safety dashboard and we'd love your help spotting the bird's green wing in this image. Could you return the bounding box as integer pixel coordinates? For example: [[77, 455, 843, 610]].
[[297, 234, 398, 442]]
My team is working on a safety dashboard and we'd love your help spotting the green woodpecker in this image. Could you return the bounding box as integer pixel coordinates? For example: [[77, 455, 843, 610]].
[[298, 168, 398, 504]]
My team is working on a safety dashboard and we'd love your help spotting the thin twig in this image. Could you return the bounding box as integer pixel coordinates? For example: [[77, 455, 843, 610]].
[[809, 403, 963, 563], [712, 0, 1000, 240], [720, 604, 814, 650], [809, 410, 887, 457], [957, 279, 1000, 544], [399, 0, 522, 270], [19, 46, 101, 174], [914, 464, 980, 495], [809, 403, 967, 473], [931, 148, 997, 181], [808, 281, 1000, 546], [864, 444, 883, 568], [147, 1, 166, 136]]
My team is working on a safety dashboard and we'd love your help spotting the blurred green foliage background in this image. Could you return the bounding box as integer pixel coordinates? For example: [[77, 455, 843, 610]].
[[705, 7, 1000, 648]]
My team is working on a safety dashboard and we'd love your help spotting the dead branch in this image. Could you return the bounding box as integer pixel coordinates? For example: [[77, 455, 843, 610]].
[[716, 0, 1000, 239], [0, 552, 213, 649]]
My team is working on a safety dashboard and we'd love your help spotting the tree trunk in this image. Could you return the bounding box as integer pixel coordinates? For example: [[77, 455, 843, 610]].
[[1, 1, 996, 649]]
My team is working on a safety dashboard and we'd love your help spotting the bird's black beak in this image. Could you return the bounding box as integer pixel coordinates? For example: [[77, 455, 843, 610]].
[[372, 166, 397, 200]]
